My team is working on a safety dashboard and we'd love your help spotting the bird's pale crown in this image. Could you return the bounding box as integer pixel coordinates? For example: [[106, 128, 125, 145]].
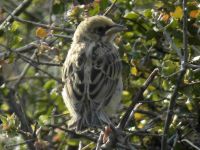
[[73, 16, 126, 42]]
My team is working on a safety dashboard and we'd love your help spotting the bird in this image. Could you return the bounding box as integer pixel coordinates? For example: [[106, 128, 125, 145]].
[[62, 15, 126, 131]]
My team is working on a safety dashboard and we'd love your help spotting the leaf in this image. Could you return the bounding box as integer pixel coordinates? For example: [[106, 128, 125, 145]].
[[122, 90, 132, 103], [43, 80, 56, 90], [98, 0, 109, 11], [67, 138, 79, 146], [38, 115, 49, 125], [131, 67, 138, 76], [190, 10, 200, 18], [36, 27, 48, 38], [134, 113, 144, 121], [0, 115, 7, 124], [89, 2, 100, 16], [186, 99, 193, 111], [161, 13, 170, 22], [170, 6, 183, 19], [52, 2, 64, 14], [11, 21, 20, 32], [143, 9, 152, 18], [124, 12, 139, 20]]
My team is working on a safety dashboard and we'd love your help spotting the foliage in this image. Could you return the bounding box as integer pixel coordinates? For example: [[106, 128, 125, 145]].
[[0, 0, 200, 149]]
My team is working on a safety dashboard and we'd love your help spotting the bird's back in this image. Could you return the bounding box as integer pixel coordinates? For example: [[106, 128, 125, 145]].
[[62, 40, 122, 131]]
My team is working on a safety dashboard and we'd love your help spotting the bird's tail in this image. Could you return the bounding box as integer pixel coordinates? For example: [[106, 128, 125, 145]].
[[68, 109, 111, 131]]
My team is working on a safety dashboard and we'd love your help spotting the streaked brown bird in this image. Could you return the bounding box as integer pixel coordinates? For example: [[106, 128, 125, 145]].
[[62, 15, 126, 131]]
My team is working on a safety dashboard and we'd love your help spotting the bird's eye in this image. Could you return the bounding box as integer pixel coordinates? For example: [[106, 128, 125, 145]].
[[97, 27, 104, 32], [96, 27, 105, 35]]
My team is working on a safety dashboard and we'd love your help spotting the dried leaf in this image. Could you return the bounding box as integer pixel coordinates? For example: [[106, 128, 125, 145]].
[[161, 13, 170, 22], [190, 10, 200, 18], [36, 27, 48, 38]]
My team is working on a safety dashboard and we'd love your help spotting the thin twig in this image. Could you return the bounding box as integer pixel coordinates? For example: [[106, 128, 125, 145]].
[[47, 124, 97, 142], [14, 52, 62, 66], [4, 139, 35, 149], [103, 0, 117, 16], [14, 50, 37, 88], [14, 37, 57, 53], [181, 139, 200, 150], [18, 55, 62, 83], [10, 15, 74, 33]]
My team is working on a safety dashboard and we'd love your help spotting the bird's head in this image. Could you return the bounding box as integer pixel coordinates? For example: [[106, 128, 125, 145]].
[[73, 16, 127, 42]]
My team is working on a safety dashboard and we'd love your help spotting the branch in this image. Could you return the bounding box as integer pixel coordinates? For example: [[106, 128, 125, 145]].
[[10, 15, 74, 33], [14, 50, 37, 88], [14, 51, 62, 67], [119, 68, 159, 129], [0, 0, 32, 30], [17, 54, 62, 83], [6, 89, 35, 150], [181, 139, 200, 150], [15, 37, 57, 53], [103, 0, 117, 16], [161, 1, 189, 149], [46, 124, 97, 142]]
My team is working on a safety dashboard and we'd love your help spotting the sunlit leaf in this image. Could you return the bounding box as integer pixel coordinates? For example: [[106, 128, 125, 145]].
[[134, 113, 144, 121], [170, 6, 183, 19], [43, 80, 56, 90], [124, 12, 139, 20], [131, 67, 138, 76]]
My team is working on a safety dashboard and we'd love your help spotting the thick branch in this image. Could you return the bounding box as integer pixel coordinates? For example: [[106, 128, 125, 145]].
[[119, 68, 159, 129], [161, 1, 188, 149]]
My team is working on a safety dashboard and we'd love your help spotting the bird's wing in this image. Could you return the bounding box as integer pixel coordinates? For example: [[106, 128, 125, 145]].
[[62, 42, 122, 119], [89, 43, 122, 110]]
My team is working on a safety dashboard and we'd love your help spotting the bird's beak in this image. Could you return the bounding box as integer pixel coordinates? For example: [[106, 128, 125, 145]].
[[105, 24, 127, 35]]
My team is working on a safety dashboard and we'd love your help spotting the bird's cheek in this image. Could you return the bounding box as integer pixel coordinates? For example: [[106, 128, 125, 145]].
[[102, 35, 115, 42]]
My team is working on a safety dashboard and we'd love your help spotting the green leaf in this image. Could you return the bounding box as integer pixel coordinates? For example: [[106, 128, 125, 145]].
[[53, 2, 64, 14], [99, 0, 109, 11], [124, 12, 139, 20], [89, 2, 100, 16], [0, 115, 7, 124], [43, 80, 56, 90], [38, 115, 49, 125], [143, 9, 152, 18]]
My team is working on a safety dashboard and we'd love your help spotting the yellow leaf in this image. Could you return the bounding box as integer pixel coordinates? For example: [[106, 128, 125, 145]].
[[131, 67, 138, 76], [190, 10, 200, 18], [134, 113, 144, 121], [36, 27, 48, 38], [148, 85, 156, 91], [170, 6, 183, 19]]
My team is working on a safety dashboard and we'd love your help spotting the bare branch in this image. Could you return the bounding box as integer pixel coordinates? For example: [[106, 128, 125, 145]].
[[0, 0, 32, 30], [11, 15, 74, 33], [119, 68, 159, 129], [103, 0, 117, 16], [181, 139, 200, 150], [161, 1, 189, 149]]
